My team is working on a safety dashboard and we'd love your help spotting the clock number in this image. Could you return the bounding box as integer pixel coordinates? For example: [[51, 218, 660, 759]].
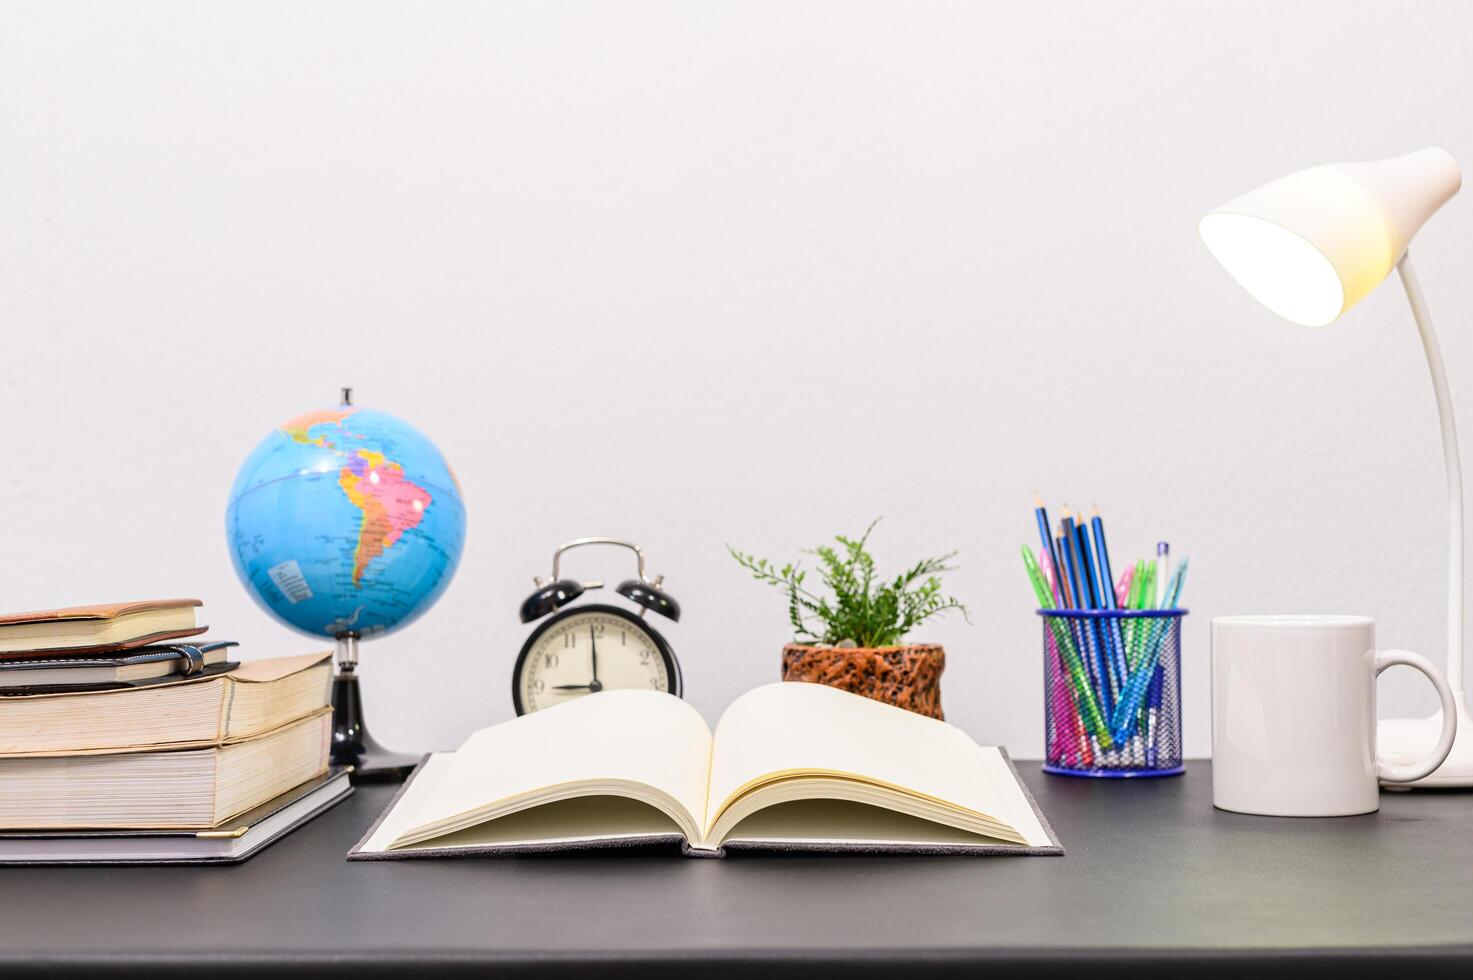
[[562, 633, 576, 649], [620, 630, 626, 646], [638, 649, 651, 665], [544, 652, 559, 669], [533, 679, 545, 694], [649, 678, 661, 689], [591, 623, 606, 637]]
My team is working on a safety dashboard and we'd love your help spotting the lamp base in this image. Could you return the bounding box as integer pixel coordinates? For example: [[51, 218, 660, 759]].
[[1379, 691, 1473, 788]]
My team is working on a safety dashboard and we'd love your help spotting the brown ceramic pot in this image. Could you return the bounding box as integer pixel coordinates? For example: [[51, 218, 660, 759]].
[[781, 643, 945, 719]]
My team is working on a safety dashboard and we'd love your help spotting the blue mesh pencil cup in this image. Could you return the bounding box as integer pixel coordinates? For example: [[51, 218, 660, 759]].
[[1039, 608, 1186, 777]]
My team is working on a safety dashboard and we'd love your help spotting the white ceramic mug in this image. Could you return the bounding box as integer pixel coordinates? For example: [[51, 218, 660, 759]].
[[1211, 615, 1457, 816]]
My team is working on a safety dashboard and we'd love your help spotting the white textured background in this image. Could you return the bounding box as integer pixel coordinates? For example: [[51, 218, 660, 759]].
[[3, 1, 1471, 758]]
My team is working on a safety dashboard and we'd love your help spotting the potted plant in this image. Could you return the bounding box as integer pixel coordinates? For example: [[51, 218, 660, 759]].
[[727, 520, 969, 719]]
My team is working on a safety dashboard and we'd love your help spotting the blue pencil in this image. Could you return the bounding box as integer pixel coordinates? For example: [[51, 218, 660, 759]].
[[1032, 495, 1063, 606], [1056, 523, 1086, 653], [1088, 506, 1131, 688], [1062, 511, 1114, 717], [1073, 517, 1121, 700], [1055, 527, 1097, 698]]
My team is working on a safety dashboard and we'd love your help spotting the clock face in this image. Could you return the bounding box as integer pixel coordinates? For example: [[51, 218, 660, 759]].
[[514, 605, 677, 714]]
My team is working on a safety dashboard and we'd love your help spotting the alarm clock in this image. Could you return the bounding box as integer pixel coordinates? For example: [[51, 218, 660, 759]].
[[513, 538, 683, 715]]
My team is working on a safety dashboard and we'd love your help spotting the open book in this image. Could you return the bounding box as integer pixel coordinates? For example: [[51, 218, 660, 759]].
[[351, 683, 1060, 858]]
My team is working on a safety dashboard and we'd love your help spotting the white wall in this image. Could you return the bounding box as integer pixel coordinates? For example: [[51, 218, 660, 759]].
[[4, 1, 1471, 758]]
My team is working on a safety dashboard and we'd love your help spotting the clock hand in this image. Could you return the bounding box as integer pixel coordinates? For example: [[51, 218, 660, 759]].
[[589, 625, 600, 689], [552, 683, 596, 691]]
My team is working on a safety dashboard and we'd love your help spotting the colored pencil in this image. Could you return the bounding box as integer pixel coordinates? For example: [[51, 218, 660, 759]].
[[1034, 495, 1064, 606], [1021, 546, 1112, 746], [1089, 505, 1130, 691], [1062, 510, 1114, 716]]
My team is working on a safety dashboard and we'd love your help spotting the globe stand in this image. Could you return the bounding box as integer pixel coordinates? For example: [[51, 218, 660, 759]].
[[330, 635, 418, 783]]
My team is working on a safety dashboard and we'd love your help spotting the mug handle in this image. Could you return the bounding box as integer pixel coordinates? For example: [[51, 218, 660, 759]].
[[1375, 649, 1458, 784]]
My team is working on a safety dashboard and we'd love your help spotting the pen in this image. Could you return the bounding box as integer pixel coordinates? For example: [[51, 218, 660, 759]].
[[1145, 661, 1165, 767], [1114, 565, 1133, 608], [1110, 557, 1189, 738], [1155, 541, 1170, 609]]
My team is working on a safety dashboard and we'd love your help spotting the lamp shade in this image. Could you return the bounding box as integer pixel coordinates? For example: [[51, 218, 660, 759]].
[[1199, 148, 1461, 326]]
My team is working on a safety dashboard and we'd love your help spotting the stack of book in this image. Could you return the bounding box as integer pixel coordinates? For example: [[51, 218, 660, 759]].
[[0, 599, 350, 864]]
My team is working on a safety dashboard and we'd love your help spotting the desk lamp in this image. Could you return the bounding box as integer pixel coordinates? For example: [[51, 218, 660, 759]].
[[1199, 147, 1470, 786]]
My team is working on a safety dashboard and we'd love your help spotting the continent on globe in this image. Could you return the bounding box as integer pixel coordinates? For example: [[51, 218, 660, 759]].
[[282, 407, 357, 447], [338, 449, 433, 586]]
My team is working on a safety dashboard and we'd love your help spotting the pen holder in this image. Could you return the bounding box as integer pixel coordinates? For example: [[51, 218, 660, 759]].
[[1039, 608, 1186, 778]]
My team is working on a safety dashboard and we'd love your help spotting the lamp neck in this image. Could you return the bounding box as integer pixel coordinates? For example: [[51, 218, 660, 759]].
[[1398, 252, 1465, 693]]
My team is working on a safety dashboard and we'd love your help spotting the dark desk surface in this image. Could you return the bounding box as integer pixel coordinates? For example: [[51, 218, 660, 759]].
[[1, 762, 1469, 979]]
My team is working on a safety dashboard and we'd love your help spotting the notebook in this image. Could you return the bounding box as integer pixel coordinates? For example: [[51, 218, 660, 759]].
[[0, 768, 352, 864], [0, 709, 332, 829], [351, 683, 1061, 859], [0, 599, 205, 658], [0, 641, 238, 692], [0, 651, 331, 756]]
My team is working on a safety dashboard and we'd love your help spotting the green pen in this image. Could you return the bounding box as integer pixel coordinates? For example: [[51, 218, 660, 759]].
[[1126, 559, 1151, 668], [1122, 561, 1139, 661], [1021, 546, 1113, 748]]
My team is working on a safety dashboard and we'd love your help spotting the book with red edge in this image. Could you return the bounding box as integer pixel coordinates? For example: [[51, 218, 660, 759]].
[[0, 599, 206, 659]]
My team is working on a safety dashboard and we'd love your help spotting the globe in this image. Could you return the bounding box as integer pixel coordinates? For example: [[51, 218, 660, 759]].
[[226, 402, 466, 640]]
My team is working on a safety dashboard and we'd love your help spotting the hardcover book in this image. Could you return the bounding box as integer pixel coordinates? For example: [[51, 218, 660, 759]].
[[0, 651, 331, 756], [351, 683, 1061, 859], [0, 641, 238, 692], [0, 599, 205, 658], [0, 768, 352, 864], [0, 710, 333, 830]]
